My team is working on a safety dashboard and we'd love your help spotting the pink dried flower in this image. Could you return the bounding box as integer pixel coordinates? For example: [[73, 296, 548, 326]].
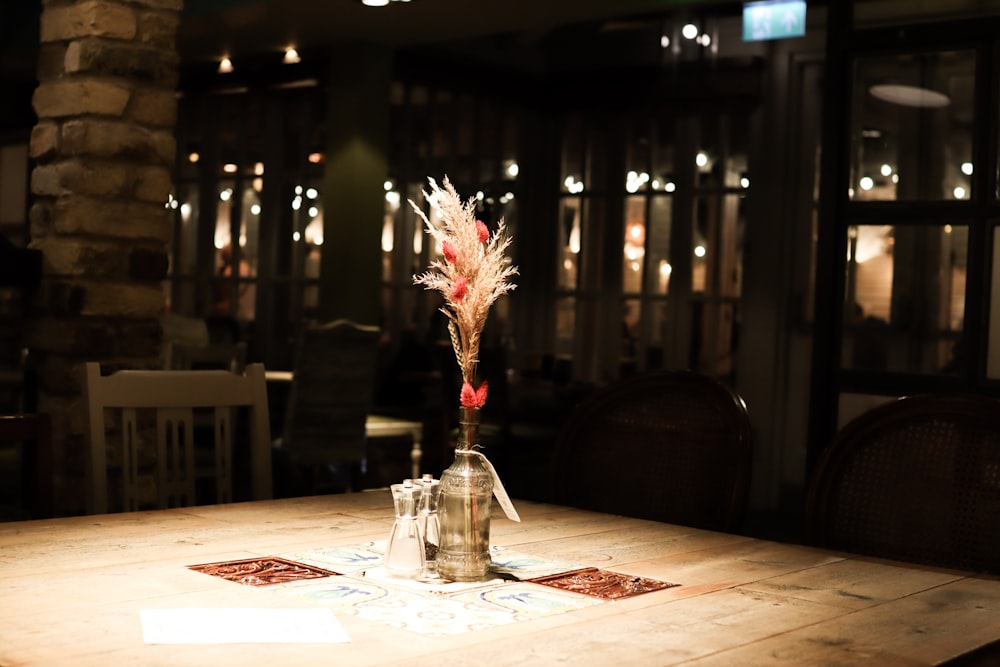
[[460, 381, 489, 408], [410, 176, 519, 408], [452, 275, 467, 302]]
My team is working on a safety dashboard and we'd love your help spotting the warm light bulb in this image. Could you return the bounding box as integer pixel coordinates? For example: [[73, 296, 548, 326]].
[[283, 47, 300, 64], [218, 56, 233, 74]]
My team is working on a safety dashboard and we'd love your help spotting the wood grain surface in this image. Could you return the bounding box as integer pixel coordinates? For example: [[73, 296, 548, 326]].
[[1, 492, 998, 666]]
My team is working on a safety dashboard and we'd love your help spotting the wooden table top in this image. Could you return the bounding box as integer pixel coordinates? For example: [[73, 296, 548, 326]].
[[2, 492, 999, 666]]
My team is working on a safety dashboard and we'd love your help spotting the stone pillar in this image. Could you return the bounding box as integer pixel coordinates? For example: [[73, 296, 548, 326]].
[[28, 0, 181, 514]]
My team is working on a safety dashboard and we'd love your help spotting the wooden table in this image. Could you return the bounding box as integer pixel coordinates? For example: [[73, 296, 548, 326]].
[[2, 493, 999, 666]]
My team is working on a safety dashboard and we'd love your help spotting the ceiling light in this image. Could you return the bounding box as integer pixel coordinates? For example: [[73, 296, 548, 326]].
[[869, 84, 949, 108], [218, 56, 233, 73], [682, 23, 699, 39], [283, 47, 300, 64], [362, 0, 390, 6]]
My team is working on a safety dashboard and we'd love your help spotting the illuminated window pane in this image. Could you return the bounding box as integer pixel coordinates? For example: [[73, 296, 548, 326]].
[[623, 196, 645, 293], [645, 196, 672, 296], [843, 224, 966, 373], [851, 50, 975, 202], [558, 198, 582, 290]]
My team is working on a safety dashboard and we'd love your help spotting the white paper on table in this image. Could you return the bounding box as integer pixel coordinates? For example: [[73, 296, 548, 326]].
[[140, 607, 351, 644]]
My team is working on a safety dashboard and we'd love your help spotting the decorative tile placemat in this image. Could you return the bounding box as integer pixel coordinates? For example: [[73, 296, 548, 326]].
[[529, 567, 679, 600], [188, 556, 339, 586], [189, 544, 679, 636]]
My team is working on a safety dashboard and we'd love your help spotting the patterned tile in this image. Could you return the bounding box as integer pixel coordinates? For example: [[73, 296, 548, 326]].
[[529, 567, 679, 600], [454, 581, 604, 618], [277, 575, 521, 636], [188, 556, 339, 586], [488, 546, 585, 580], [278, 543, 385, 574]]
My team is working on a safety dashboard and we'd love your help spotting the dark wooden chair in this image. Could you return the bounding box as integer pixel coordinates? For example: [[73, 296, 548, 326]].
[[549, 370, 753, 531], [0, 413, 53, 519], [277, 319, 381, 493], [805, 393, 1000, 574]]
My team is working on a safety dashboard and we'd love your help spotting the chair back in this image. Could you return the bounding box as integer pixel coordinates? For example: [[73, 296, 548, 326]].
[[0, 413, 53, 519], [550, 370, 753, 531], [282, 319, 381, 471], [805, 393, 1000, 574], [166, 342, 248, 373], [83, 362, 272, 514]]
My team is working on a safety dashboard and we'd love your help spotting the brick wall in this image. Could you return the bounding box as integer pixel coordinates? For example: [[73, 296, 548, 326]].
[[28, 0, 182, 514]]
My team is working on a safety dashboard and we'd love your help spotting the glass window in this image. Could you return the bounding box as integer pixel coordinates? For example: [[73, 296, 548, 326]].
[[212, 180, 259, 323], [645, 196, 672, 296], [555, 296, 575, 357], [558, 198, 582, 290], [622, 297, 641, 367], [625, 120, 650, 194], [562, 114, 586, 193], [169, 183, 199, 277], [850, 50, 975, 202], [652, 118, 675, 195], [623, 195, 645, 293], [692, 197, 711, 293], [988, 228, 1000, 379], [842, 224, 967, 373]]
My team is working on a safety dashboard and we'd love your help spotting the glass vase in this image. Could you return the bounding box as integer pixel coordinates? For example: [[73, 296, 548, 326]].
[[436, 407, 493, 581]]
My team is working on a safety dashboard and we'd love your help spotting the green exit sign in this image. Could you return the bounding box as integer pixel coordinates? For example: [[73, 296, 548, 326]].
[[743, 0, 806, 41]]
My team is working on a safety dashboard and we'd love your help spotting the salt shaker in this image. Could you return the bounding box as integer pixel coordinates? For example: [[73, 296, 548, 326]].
[[385, 479, 425, 579]]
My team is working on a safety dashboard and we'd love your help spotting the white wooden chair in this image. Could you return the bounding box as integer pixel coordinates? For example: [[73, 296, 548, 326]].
[[83, 362, 273, 514]]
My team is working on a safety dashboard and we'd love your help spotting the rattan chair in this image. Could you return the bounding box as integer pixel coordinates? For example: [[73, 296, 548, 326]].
[[549, 370, 753, 531], [805, 393, 1000, 574]]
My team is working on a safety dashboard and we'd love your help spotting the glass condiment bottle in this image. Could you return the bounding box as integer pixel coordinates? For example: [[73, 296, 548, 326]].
[[416, 473, 441, 579], [384, 479, 425, 579]]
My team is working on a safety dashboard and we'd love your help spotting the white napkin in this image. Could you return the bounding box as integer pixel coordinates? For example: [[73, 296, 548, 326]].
[[140, 607, 350, 644]]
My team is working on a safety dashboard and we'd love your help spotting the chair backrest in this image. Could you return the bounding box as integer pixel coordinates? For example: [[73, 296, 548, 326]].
[[83, 362, 272, 514], [166, 342, 248, 373], [805, 393, 1000, 574], [282, 319, 381, 469], [549, 370, 753, 531], [0, 413, 53, 519]]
